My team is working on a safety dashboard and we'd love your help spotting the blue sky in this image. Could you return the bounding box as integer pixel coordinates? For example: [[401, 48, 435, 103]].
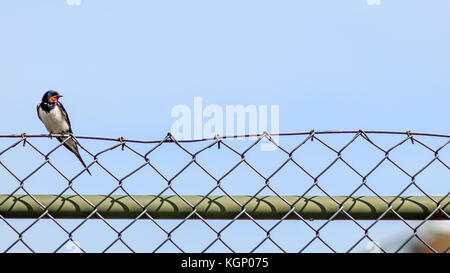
[[0, 0, 449, 253]]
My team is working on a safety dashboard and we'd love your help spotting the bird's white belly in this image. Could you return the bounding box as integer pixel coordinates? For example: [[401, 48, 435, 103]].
[[39, 107, 70, 133]]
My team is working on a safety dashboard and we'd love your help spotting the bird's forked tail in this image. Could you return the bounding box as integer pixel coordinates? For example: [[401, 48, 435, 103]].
[[57, 136, 92, 176]]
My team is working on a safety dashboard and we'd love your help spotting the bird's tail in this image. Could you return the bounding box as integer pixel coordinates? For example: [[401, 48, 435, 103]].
[[57, 136, 92, 176]]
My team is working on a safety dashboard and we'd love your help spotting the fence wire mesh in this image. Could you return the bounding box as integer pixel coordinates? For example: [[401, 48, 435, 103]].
[[0, 130, 448, 253]]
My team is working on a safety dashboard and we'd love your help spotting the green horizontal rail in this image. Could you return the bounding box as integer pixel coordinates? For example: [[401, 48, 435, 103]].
[[0, 195, 448, 220]]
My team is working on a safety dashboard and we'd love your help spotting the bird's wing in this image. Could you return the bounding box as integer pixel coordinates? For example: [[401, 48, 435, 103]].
[[57, 102, 73, 134], [36, 103, 42, 122]]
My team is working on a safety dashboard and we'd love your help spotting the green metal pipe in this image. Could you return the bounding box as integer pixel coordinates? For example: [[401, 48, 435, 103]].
[[0, 195, 448, 220]]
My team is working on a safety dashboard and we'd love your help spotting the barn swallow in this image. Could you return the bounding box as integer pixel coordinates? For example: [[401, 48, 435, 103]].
[[37, 90, 92, 175]]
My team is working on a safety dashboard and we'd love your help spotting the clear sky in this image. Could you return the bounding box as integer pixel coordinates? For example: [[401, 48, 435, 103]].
[[0, 0, 449, 253]]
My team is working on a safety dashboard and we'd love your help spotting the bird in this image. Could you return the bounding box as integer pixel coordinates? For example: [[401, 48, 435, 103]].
[[37, 90, 92, 175]]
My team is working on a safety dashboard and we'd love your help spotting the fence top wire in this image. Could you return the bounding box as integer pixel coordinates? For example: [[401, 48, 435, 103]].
[[1, 130, 450, 144]]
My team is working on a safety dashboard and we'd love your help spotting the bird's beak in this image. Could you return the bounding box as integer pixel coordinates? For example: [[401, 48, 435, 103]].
[[57, 95, 63, 98]]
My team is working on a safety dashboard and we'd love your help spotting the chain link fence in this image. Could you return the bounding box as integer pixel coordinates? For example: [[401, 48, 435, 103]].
[[0, 130, 448, 253]]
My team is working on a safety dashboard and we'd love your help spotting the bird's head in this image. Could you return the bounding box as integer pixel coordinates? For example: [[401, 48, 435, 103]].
[[42, 90, 63, 104]]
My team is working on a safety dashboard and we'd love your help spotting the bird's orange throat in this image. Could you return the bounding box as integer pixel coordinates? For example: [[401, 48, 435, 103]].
[[49, 96, 59, 103]]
